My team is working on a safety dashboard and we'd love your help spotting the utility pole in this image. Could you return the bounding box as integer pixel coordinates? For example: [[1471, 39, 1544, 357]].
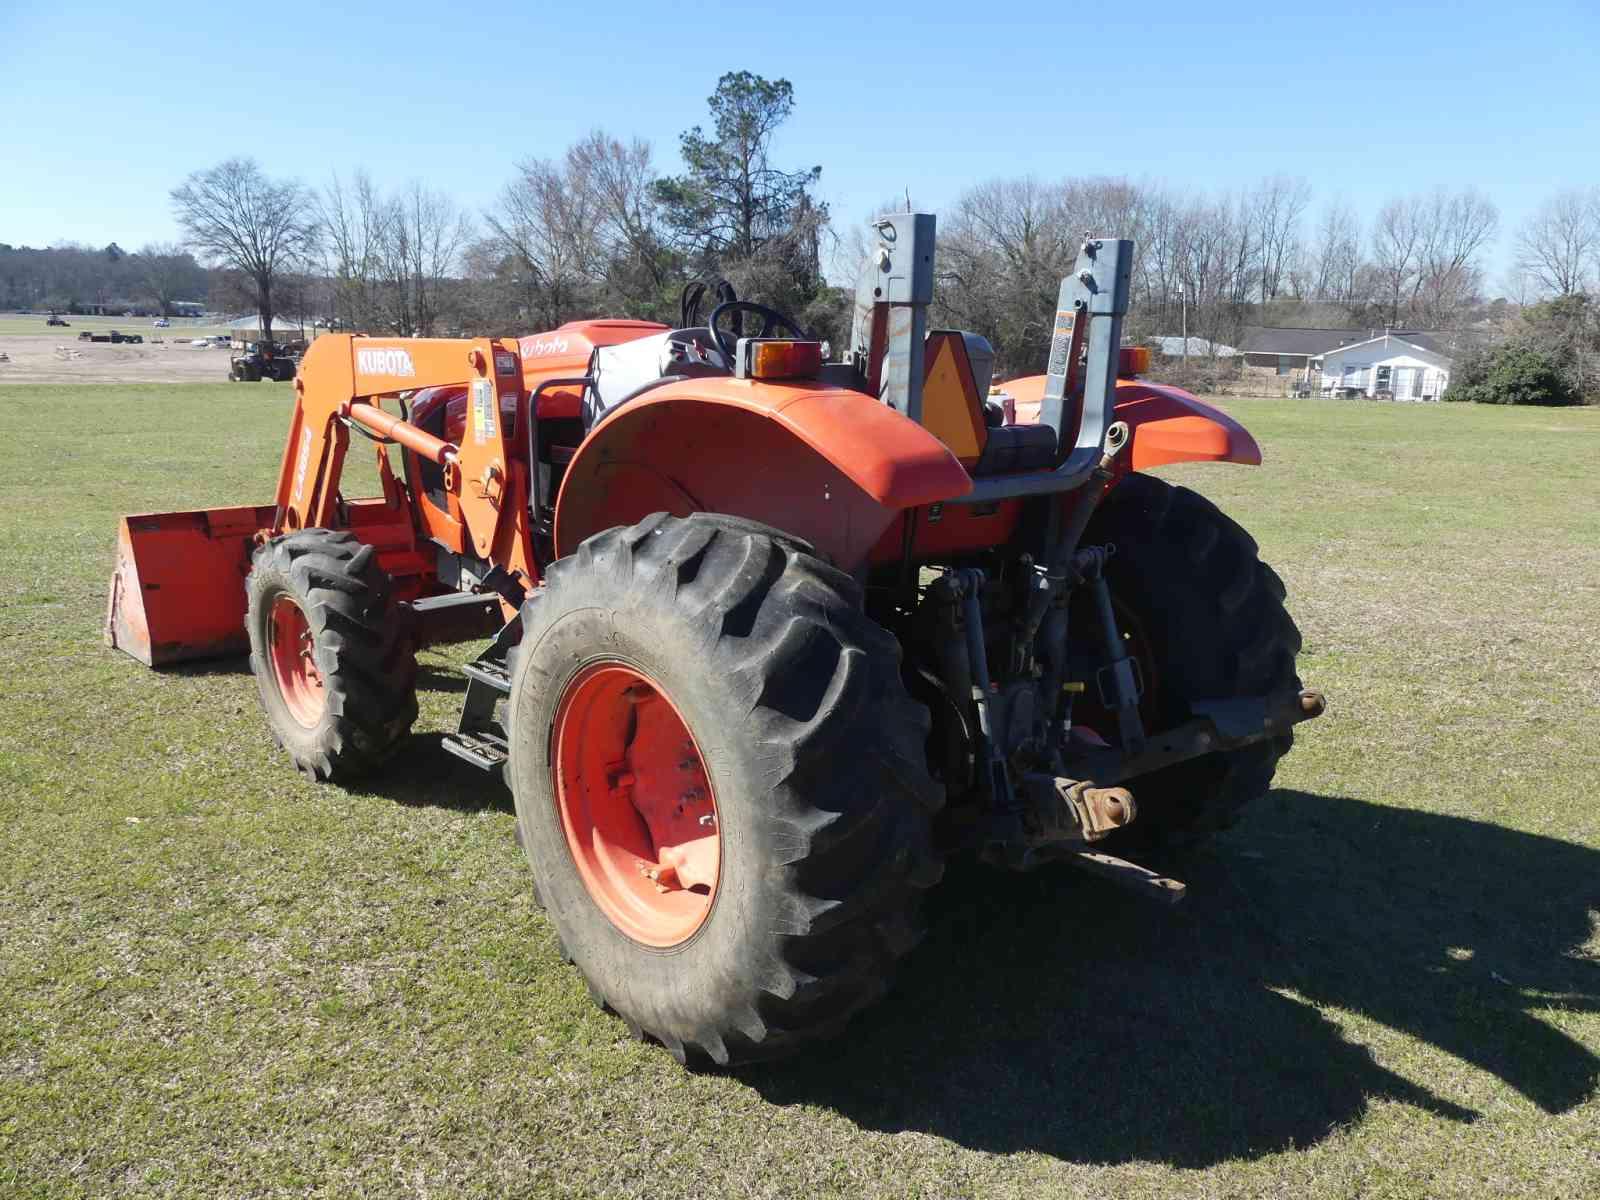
[[1181, 286, 1189, 364]]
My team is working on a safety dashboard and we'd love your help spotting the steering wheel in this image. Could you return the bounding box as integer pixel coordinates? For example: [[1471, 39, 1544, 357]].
[[706, 300, 810, 360]]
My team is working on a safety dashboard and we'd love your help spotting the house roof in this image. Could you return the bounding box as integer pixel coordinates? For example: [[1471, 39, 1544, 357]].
[[1321, 333, 1454, 366], [1239, 326, 1369, 356], [1388, 330, 1453, 355], [1149, 335, 1238, 357], [1241, 325, 1458, 359]]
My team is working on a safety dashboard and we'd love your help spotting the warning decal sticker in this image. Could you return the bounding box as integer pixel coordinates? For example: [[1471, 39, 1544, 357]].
[[471, 379, 496, 441], [1046, 308, 1076, 378]]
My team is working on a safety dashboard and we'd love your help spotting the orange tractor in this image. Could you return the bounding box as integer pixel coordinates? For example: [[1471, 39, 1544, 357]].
[[107, 214, 1321, 1065]]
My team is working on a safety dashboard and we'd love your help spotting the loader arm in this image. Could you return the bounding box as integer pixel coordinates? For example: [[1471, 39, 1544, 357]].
[[106, 334, 532, 667], [278, 335, 529, 563]]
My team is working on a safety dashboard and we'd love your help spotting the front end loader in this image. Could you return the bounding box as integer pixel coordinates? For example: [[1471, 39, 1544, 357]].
[[107, 212, 1322, 1066]]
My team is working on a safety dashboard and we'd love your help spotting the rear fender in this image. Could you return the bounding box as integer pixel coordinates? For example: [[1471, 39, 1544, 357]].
[[1002, 375, 1262, 469], [1110, 381, 1261, 469], [553, 378, 973, 570]]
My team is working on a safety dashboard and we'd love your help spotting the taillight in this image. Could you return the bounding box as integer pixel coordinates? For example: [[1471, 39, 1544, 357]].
[[736, 339, 824, 380], [1118, 346, 1151, 377]]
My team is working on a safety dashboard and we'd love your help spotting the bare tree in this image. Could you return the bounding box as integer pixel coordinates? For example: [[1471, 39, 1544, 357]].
[[1516, 188, 1600, 297], [1251, 175, 1311, 301], [935, 177, 1075, 371], [487, 152, 605, 328], [1371, 189, 1498, 327], [933, 174, 1271, 369], [1180, 193, 1256, 353], [135, 242, 204, 316], [568, 130, 672, 302], [383, 182, 473, 336], [1413, 187, 1498, 326], [171, 158, 316, 343], [318, 171, 391, 331], [1310, 201, 1363, 308], [1371, 196, 1426, 326]]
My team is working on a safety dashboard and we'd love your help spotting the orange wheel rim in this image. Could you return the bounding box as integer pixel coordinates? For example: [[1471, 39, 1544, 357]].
[[268, 595, 325, 727], [551, 663, 721, 947]]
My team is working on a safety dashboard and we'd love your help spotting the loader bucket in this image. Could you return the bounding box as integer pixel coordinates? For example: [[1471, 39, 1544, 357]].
[[104, 504, 278, 667]]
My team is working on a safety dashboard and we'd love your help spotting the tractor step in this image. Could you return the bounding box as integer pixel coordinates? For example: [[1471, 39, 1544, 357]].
[[439, 613, 524, 776], [442, 728, 509, 771], [462, 658, 511, 693], [450, 659, 511, 775]]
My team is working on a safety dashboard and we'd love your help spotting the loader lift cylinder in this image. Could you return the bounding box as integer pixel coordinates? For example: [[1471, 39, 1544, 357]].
[[345, 402, 458, 466]]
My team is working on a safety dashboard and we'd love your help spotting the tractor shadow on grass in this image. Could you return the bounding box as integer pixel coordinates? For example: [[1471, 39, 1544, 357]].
[[171, 657, 471, 693], [745, 789, 1600, 1168], [349, 733, 514, 814], [168, 654, 252, 678]]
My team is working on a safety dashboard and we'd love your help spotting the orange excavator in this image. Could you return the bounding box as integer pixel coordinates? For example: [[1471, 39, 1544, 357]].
[[107, 213, 1321, 1066]]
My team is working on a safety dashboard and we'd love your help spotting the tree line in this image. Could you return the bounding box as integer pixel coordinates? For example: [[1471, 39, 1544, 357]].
[[0, 241, 211, 316], [8, 71, 1600, 401]]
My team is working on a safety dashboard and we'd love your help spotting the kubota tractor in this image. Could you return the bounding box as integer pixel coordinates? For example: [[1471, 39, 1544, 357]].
[[107, 213, 1321, 1066]]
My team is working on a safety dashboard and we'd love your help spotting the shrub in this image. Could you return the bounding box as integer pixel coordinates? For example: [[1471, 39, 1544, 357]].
[[1141, 355, 1244, 394], [1446, 341, 1581, 407]]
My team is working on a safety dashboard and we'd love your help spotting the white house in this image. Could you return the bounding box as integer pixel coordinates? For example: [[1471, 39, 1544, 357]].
[[1319, 333, 1452, 401]]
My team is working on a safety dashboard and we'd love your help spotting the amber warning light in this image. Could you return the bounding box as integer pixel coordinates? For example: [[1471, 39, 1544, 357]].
[[737, 339, 824, 380]]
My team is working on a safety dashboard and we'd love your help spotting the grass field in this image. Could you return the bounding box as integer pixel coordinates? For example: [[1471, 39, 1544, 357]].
[[0, 315, 236, 339], [2, 385, 1597, 1198]]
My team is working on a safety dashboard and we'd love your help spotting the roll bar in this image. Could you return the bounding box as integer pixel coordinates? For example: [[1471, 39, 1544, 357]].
[[848, 213, 1133, 504], [960, 236, 1133, 503]]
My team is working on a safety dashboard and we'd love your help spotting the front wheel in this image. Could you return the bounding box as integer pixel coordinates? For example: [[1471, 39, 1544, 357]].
[[506, 513, 943, 1066], [1079, 473, 1303, 844], [245, 529, 418, 780]]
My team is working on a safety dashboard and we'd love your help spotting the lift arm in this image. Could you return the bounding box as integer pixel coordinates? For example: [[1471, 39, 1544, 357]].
[[275, 334, 526, 560]]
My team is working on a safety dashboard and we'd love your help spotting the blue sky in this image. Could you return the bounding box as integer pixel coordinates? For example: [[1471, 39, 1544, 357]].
[[2, 0, 1594, 289]]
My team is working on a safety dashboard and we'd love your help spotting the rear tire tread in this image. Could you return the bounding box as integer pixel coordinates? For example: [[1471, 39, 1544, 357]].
[[1090, 475, 1301, 841], [509, 513, 942, 1066]]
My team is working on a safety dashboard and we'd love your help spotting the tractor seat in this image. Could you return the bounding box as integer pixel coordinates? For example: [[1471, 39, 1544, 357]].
[[583, 329, 730, 429], [970, 423, 1058, 476]]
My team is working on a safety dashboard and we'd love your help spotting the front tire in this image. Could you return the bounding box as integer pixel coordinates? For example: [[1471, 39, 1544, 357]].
[[1081, 473, 1302, 843], [246, 529, 418, 780], [506, 513, 943, 1066]]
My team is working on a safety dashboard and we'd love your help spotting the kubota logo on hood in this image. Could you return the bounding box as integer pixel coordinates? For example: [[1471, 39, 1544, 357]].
[[522, 335, 570, 357], [356, 347, 416, 377]]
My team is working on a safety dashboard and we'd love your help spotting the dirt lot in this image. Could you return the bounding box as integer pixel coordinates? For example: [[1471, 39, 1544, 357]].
[[0, 332, 241, 385]]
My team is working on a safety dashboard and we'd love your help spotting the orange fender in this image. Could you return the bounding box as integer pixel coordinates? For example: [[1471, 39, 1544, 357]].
[[1002, 376, 1262, 470], [554, 377, 973, 570]]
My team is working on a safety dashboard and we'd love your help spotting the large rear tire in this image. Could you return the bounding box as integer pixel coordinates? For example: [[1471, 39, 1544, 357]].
[[246, 529, 418, 780], [506, 513, 943, 1066], [1081, 473, 1302, 844]]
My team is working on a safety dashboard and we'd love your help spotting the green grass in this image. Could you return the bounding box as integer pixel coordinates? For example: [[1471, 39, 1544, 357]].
[[1, 386, 1597, 1198], [0, 314, 229, 338]]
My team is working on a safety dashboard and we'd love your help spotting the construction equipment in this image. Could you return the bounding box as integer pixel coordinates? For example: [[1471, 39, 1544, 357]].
[[107, 213, 1321, 1066], [230, 341, 297, 382]]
